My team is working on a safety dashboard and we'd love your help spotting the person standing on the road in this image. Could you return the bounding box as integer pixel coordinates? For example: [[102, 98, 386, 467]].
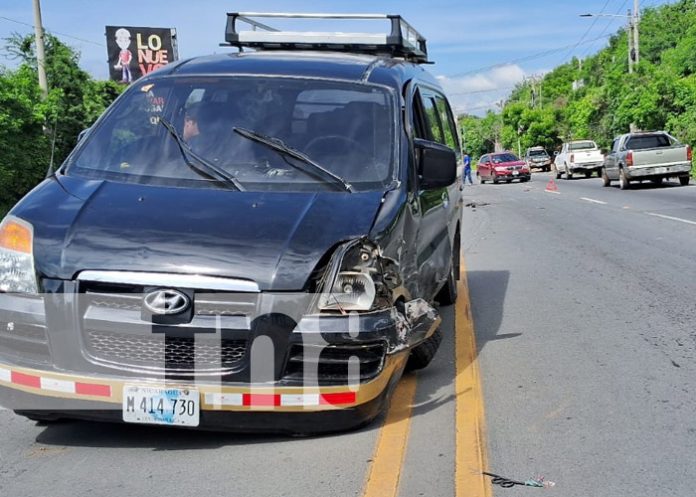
[[463, 151, 474, 185]]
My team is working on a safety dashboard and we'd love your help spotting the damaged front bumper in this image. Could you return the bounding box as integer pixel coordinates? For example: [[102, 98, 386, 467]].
[[0, 290, 440, 432]]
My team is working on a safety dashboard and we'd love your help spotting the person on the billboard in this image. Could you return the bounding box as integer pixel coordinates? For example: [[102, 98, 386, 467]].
[[113, 28, 133, 83]]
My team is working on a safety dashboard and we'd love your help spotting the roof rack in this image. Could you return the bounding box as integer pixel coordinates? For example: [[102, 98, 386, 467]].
[[223, 12, 429, 63]]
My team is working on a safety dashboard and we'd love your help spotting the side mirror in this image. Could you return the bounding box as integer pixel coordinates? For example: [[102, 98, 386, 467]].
[[553, 151, 559, 156], [415, 139, 457, 189]]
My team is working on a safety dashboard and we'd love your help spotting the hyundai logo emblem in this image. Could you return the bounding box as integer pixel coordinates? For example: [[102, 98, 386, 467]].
[[143, 289, 190, 315]]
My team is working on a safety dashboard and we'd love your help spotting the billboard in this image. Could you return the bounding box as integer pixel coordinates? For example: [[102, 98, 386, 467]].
[[105, 26, 178, 84]]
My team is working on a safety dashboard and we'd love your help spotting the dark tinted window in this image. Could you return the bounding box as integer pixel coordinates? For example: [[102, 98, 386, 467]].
[[528, 149, 548, 157], [626, 134, 674, 150]]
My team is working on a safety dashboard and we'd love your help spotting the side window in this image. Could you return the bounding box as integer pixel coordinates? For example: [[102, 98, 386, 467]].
[[480, 155, 488, 164], [611, 139, 619, 153], [434, 95, 460, 153], [421, 93, 445, 143], [411, 90, 428, 140]]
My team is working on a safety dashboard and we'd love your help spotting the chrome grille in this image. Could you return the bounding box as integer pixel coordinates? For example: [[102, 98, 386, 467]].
[[84, 292, 257, 317], [84, 329, 247, 372]]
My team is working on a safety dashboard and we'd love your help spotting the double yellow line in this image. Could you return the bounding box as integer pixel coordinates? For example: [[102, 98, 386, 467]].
[[362, 257, 492, 497]]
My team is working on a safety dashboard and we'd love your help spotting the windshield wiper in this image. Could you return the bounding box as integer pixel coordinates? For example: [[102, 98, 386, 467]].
[[232, 127, 353, 193], [158, 117, 245, 192]]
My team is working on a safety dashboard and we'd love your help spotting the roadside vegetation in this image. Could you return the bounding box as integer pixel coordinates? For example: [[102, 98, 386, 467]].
[[460, 0, 696, 178], [0, 34, 123, 216]]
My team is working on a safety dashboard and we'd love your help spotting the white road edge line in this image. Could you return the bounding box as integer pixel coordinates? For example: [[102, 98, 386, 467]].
[[580, 197, 608, 205], [647, 212, 696, 226]]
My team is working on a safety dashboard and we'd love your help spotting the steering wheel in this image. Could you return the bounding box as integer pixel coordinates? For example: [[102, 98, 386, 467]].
[[304, 135, 369, 159]]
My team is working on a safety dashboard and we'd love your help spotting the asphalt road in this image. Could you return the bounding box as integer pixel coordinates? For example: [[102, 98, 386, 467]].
[[1, 171, 695, 497]]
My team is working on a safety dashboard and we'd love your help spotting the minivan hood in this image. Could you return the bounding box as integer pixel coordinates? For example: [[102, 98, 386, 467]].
[[18, 177, 385, 291]]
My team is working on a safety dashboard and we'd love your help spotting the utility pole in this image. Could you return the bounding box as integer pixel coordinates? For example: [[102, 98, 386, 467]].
[[633, 0, 640, 67], [32, 0, 49, 98], [627, 9, 634, 74]]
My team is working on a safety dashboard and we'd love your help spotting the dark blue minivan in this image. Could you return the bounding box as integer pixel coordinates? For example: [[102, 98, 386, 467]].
[[0, 14, 463, 433]]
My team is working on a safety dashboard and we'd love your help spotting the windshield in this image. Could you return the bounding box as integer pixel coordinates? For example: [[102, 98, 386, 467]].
[[492, 153, 519, 163], [528, 149, 548, 157], [66, 77, 396, 192], [569, 141, 597, 151]]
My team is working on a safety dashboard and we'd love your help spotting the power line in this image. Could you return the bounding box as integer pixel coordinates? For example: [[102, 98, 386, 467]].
[[449, 32, 614, 78], [448, 85, 518, 96], [0, 15, 105, 47], [580, 0, 630, 58], [557, 0, 613, 65]]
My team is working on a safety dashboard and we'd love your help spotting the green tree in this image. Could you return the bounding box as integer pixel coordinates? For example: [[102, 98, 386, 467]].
[[0, 34, 124, 216]]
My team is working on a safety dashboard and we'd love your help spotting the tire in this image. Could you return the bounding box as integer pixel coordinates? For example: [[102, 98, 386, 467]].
[[545, 166, 550, 172], [619, 168, 631, 190], [651, 177, 663, 186], [601, 168, 611, 187], [493, 177, 499, 184], [679, 176, 690, 186], [565, 165, 573, 180], [585, 171, 592, 178], [435, 258, 458, 306], [555, 171, 562, 179], [405, 327, 443, 372]]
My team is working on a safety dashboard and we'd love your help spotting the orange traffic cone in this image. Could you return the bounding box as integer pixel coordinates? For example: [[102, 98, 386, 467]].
[[545, 179, 558, 192]]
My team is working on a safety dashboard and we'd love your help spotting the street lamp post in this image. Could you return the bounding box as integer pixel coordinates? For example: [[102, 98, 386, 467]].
[[580, 1, 640, 74]]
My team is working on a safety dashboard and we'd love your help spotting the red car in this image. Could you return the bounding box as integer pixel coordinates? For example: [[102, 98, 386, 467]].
[[477, 152, 531, 184]]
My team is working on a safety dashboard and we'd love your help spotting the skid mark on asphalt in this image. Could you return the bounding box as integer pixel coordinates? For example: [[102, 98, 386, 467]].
[[361, 374, 417, 497], [455, 257, 492, 497]]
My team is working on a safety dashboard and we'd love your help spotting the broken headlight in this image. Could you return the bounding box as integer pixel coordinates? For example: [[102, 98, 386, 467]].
[[317, 240, 386, 312]]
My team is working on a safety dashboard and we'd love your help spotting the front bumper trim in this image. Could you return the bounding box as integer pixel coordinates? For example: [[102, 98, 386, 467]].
[[0, 356, 402, 412]]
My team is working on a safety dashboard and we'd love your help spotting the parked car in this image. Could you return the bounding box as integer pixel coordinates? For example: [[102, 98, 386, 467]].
[[602, 131, 692, 189], [524, 146, 552, 172], [555, 140, 605, 179], [0, 13, 463, 434], [477, 152, 530, 184]]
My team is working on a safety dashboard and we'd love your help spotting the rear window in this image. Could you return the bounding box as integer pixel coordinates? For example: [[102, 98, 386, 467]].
[[569, 141, 597, 151], [626, 134, 675, 150], [528, 149, 548, 157]]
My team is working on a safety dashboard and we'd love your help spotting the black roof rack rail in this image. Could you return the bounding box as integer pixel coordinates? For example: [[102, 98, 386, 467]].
[[222, 12, 429, 63]]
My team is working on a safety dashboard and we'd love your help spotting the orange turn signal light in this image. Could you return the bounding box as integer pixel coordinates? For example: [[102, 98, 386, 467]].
[[0, 218, 33, 254]]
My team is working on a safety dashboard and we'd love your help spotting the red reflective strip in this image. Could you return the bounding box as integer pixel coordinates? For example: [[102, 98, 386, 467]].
[[11, 371, 41, 388], [320, 392, 357, 405], [243, 393, 281, 407], [75, 382, 112, 398]]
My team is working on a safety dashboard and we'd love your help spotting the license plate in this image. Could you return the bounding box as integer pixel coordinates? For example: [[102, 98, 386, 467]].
[[655, 167, 667, 174], [513, 171, 519, 176], [123, 385, 200, 427]]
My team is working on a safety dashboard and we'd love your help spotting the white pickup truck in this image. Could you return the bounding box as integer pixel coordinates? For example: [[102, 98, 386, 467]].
[[602, 132, 692, 189], [554, 140, 605, 179]]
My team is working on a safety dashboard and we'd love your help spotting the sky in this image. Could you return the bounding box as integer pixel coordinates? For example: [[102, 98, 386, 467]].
[[0, 0, 675, 115]]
